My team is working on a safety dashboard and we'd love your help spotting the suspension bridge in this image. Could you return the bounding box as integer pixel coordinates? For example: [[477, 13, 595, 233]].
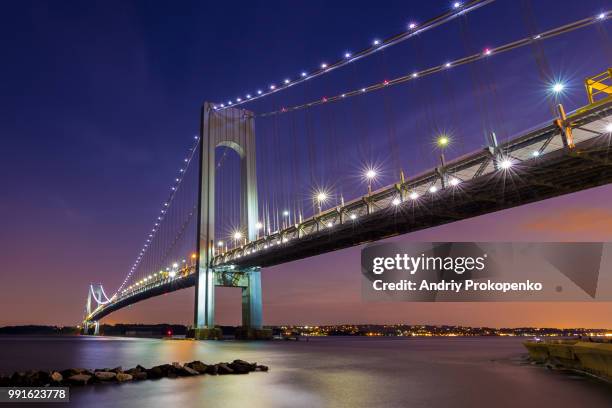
[[83, 1, 612, 339]]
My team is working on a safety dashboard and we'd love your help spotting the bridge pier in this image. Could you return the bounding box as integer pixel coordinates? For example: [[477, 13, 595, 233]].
[[193, 267, 270, 340]]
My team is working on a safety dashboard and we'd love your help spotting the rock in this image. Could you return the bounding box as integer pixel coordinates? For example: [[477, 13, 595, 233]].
[[111, 366, 123, 374], [230, 360, 256, 374], [255, 365, 269, 372], [146, 366, 164, 379], [50, 372, 63, 384], [216, 364, 234, 375], [60, 368, 83, 378], [182, 366, 199, 376], [27, 371, 51, 386], [9, 372, 27, 386], [185, 361, 208, 374], [205, 364, 218, 375], [116, 373, 133, 382], [67, 374, 92, 386], [172, 362, 198, 376], [136, 365, 147, 372], [94, 371, 116, 381], [132, 371, 147, 381]]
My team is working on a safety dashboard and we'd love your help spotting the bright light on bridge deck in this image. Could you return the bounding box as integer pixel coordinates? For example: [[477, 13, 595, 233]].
[[172, 262, 178, 268], [321, 63, 328, 69], [409, 192, 419, 200], [445, 62, 451, 68], [605, 123, 612, 133], [316, 192, 328, 202], [326, 222, 333, 228], [233, 231, 243, 240], [283, 210, 290, 216], [500, 158, 514, 169], [350, 214, 357, 220], [256, 222, 263, 229], [169, 271, 176, 278], [270, 84, 276, 90], [598, 13, 606, 20], [453, 2, 462, 9], [345, 52, 351, 58], [301, 72, 307, 77], [532, 151, 540, 157], [365, 169, 377, 180], [429, 186, 438, 193], [392, 198, 401, 206], [373, 39, 380, 46], [408, 22, 417, 30], [437, 135, 450, 148]]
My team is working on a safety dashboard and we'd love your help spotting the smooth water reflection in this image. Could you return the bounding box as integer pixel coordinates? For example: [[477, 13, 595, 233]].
[[0, 336, 610, 407]]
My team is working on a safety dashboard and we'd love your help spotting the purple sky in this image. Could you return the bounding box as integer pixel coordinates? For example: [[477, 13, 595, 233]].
[[0, 0, 611, 328]]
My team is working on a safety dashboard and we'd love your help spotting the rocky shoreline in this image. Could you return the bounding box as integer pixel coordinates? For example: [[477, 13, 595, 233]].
[[0, 360, 268, 387]]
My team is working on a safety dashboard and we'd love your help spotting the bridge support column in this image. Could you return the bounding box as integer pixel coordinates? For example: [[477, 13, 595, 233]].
[[93, 321, 100, 336], [194, 102, 260, 340]]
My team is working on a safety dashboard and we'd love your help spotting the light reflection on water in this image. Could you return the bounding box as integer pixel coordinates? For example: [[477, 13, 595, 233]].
[[0, 336, 610, 408]]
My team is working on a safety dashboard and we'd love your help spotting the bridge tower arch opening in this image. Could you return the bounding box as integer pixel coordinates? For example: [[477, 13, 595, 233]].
[[195, 102, 268, 339]]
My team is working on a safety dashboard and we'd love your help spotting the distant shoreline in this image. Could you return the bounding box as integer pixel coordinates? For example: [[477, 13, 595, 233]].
[[1, 324, 610, 338]]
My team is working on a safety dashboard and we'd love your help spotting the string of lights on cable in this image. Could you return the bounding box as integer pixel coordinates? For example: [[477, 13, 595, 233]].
[[255, 12, 610, 117], [213, 0, 495, 111], [112, 135, 201, 298]]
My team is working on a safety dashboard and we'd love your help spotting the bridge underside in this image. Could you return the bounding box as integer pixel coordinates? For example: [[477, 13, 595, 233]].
[[88, 101, 612, 323], [228, 135, 612, 269]]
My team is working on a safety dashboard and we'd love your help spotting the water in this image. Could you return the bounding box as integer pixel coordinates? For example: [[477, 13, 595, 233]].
[[0, 336, 610, 407]]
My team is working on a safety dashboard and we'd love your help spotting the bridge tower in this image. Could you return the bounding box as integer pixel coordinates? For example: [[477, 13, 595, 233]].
[[194, 102, 269, 339], [83, 284, 108, 335]]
